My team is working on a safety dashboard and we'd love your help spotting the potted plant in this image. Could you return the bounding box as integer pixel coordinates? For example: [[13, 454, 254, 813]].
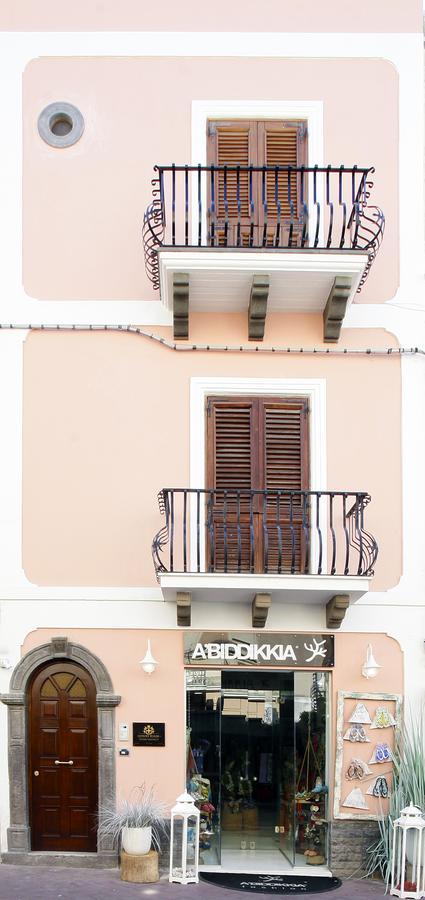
[[99, 783, 167, 856]]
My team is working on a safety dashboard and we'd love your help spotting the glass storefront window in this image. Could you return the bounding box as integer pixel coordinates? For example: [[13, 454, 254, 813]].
[[185, 668, 329, 871]]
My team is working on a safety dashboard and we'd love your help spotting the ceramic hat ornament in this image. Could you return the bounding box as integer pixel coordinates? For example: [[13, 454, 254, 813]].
[[349, 702, 372, 725], [369, 742, 392, 764], [346, 758, 372, 780], [343, 724, 371, 743], [366, 776, 389, 798], [342, 787, 369, 810], [370, 706, 396, 729]]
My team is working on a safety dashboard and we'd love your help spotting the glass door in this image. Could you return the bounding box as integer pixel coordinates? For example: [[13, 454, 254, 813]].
[[220, 671, 295, 868], [185, 668, 329, 871], [186, 669, 222, 866]]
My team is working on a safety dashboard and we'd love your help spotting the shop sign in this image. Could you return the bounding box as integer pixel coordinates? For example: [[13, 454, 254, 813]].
[[133, 722, 165, 747], [184, 632, 334, 668]]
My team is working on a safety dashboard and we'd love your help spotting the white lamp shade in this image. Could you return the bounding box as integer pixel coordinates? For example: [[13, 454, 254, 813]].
[[362, 644, 382, 679], [140, 640, 157, 674]]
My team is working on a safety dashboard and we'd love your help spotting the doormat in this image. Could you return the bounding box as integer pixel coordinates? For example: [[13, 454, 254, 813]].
[[200, 873, 342, 895]]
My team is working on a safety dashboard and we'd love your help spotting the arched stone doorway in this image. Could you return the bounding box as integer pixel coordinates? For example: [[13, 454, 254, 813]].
[[0, 636, 121, 865]]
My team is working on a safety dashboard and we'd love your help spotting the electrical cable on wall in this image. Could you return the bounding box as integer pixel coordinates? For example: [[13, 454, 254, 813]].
[[0, 323, 423, 358]]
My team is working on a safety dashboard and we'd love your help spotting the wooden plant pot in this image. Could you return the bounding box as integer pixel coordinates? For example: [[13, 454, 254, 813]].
[[121, 849, 159, 883]]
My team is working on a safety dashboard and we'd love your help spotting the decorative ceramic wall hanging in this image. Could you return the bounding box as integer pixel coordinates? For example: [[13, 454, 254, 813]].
[[343, 724, 371, 743], [348, 703, 372, 725], [342, 788, 369, 810], [366, 776, 389, 798], [368, 742, 392, 764], [346, 758, 372, 780], [370, 706, 396, 729]]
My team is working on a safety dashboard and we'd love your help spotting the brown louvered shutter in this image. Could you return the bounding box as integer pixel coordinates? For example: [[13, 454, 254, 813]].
[[261, 398, 309, 573], [207, 121, 257, 245], [259, 121, 307, 221], [206, 396, 309, 573], [206, 398, 257, 572]]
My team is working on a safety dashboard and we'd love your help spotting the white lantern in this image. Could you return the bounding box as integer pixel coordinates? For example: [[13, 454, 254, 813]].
[[169, 792, 200, 885], [391, 804, 425, 899]]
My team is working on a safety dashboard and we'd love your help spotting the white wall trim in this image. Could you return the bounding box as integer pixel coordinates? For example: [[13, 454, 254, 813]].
[[190, 376, 326, 490], [191, 99, 324, 247], [190, 376, 327, 571], [191, 99, 323, 169]]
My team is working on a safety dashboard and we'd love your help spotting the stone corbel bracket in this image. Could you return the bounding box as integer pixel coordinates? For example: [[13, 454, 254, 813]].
[[323, 276, 352, 342], [248, 274, 270, 340], [177, 591, 191, 627], [252, 592, 271, 628], [173, 272, 190, 339], [326, 593, 350, 629]]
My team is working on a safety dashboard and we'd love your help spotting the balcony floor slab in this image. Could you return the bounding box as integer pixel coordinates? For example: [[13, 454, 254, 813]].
[[158, 248, 368, 315], [159, 572, 370, 606]]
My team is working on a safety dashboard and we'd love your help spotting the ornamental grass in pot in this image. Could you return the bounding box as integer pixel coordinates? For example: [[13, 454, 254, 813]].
[[365, 713, 425, 887], [99, 783, 167, 856]]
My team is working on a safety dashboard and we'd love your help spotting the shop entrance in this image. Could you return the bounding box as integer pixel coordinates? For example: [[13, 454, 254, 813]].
[[186, 669, 328, 872]]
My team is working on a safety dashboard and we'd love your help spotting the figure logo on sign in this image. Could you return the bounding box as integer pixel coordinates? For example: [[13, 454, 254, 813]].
[[304, 638, 327, 663]]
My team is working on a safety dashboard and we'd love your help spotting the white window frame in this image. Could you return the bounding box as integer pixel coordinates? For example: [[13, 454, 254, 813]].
[[191, 100, 324, 247], [190, 376, 327, 573]]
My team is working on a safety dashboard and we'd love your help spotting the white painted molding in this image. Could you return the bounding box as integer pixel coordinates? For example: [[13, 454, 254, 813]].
[[190, 375, 327, 571], [192, 99, 324, 170]]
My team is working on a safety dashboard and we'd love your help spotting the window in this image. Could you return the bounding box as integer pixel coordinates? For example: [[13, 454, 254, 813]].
[[206, 396, 309, 573], [206, 119, 307, 245]]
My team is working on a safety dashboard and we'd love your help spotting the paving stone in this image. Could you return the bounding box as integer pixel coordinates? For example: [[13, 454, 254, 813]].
[[0, 864, 386, 900]]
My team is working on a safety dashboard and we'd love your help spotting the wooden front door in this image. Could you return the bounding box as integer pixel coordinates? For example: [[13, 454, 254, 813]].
[[29, 661, 98, 852]]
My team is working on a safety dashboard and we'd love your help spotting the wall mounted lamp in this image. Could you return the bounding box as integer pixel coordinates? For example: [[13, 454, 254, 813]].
[[0, 656, 12, 669], [140, 640, 157, 675], [361, 643, 381, 679]]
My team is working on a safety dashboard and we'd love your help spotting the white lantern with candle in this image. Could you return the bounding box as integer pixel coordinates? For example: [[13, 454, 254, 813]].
[[391, 804, 425, 899], [169, 792, 200, 885]]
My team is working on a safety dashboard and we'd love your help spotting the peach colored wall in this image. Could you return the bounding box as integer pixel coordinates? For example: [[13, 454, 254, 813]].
[[23, 57, 398, 304], [20, 628, 403, 822], [331, 632, 403, 818], [22, 321, 402, 590], [1, 0, 422, 32]]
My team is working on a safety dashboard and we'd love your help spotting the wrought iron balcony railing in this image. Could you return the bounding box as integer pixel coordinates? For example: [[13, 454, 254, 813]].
[[152, 488, 378, 580], [143, 164, 384, 291]]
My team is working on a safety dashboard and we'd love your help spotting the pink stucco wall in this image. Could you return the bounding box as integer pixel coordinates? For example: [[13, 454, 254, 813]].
[[1, 0, 422, 32], [22, 322, 402, 590], [21, 627, 404, 820], [23, 56, 398, 303]]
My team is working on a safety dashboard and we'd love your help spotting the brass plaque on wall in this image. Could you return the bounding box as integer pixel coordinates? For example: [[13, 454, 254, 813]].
[[132, 722, 165, 747]]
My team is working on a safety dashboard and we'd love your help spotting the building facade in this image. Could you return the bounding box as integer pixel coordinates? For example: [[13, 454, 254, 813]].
[[0, 0, 424, 880]]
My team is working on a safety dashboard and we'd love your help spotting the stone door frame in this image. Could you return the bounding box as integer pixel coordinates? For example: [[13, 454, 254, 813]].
[[0, 636, 121, 865]]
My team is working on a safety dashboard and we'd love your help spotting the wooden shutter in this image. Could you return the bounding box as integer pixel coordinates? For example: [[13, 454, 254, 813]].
[[261, 398, 309, 573], [206, 396, 309, 573], [259, 121, 307, 221], [207, 119, 307, 246], [206, 399, 257, 572], [207, 121, 258, 245]]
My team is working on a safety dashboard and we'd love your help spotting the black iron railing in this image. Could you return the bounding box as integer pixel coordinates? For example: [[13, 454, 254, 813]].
[[152, 488, 378, 580], [143, 164, 384, 291]]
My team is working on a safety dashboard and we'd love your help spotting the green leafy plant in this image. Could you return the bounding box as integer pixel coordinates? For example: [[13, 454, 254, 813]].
[[366, 713, 425, 887], [98, 783, 168, 850]]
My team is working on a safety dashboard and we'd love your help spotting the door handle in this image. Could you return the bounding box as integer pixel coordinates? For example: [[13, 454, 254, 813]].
[[54, 760, 74, 766], [34, 770, 39, 776]]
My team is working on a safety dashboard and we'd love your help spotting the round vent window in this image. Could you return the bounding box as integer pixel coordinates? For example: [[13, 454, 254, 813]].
[[38, 102, 84, 148]]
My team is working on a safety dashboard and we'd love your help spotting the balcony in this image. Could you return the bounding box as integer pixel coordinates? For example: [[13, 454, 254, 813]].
[[152, 488, 378, 628], [142, 165, 384, 341]]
